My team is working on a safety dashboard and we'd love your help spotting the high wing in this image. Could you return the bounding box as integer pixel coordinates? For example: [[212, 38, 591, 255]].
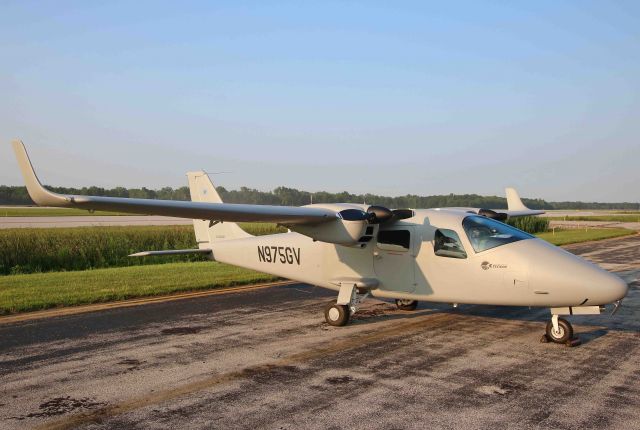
[[502, 187, 545, 217], [11, 140, 337, 225], [448, 187, 544, 220]]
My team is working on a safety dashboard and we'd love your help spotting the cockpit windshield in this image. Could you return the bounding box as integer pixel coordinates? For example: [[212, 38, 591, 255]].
[[462, 215, 533, 253]]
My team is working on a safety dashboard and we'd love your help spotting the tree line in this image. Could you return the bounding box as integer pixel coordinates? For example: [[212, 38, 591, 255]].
[[0, 185, 637, 210]]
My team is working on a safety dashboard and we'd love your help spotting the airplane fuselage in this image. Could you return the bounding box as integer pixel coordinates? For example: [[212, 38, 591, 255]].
[[209, 208, 628, 308]]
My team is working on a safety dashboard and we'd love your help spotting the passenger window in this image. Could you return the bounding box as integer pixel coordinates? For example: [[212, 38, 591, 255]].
[[377, 230, 411, 251], [434, 229, 467, 259]]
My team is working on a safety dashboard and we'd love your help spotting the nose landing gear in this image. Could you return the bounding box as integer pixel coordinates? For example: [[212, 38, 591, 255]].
[[541, 314, 581, 347], [545, 315, 573, 343]]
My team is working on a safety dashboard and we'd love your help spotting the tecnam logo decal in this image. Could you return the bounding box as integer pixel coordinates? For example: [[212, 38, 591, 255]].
[[481, 261, 507, 270]]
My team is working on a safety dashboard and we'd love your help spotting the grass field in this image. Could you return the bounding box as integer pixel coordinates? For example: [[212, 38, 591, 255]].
[[506, 216, 548, 233], [0, 262, 278, 315], [545, 215, 640, 222], [0, 207, 129, 216], [537, 228, 635, 246], [0, 223, 285, 275]]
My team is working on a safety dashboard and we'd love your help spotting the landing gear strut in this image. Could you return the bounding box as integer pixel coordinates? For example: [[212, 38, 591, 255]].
[[324, 283, 369, 327]]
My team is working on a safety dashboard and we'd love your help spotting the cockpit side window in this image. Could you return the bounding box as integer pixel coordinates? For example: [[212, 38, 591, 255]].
[[462, 215, 533, 253], [377, 229, 411, 250], [434, 229, 467, 259]]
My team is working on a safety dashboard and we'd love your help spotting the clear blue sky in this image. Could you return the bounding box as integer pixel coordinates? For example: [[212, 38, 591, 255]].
[[1, 1, 638, 202]]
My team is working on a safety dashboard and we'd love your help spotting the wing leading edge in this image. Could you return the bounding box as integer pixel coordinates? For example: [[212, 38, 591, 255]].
[[11, 140, 337, 225]]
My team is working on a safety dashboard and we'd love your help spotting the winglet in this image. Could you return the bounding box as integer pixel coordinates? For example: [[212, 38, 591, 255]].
[[505, 187, 529, 211], [11, 140, 71, 207]]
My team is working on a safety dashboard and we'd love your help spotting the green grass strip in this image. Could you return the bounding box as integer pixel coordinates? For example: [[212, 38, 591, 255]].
[[544, 215, 640, 222], [0, 262, 278, 315], [536, 228, 635, 246]]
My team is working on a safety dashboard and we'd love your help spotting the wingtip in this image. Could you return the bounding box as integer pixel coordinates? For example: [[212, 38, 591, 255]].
[[10, 139, 24, 153], [505, 187, 529, 211], [11, 140, 70, 207]]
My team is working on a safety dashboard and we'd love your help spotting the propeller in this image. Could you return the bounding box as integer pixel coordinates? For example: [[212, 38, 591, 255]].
[[338, 206, 415, 225], [366, 206, 414, 224], [366, 206, 394, 224], [477, 208, 508, 222]]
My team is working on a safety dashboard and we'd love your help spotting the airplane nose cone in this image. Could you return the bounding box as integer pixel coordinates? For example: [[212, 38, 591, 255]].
[[563, 258, 629, 304], [527, 240, 629, 305], [601, 272, 629, 302]]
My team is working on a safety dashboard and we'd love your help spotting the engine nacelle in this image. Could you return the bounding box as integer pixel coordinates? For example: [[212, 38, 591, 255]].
[[290, 208, 368, 245]]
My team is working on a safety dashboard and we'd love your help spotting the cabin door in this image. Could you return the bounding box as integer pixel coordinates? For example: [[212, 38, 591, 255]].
[[373, 226, 417, 293]]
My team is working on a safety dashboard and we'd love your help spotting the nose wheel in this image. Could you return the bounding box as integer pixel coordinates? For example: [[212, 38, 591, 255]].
[[545, 316, 572, 343], [541, 315, 581, 346]]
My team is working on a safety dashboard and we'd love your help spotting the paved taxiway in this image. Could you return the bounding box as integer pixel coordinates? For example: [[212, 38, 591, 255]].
[[1, 236, 639, 429]]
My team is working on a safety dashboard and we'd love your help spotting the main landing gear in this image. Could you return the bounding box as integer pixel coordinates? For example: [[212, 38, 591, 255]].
[[395, 299, 418, 311], [324, 283, 370, 327], [324, 284, 421, 326], [325, 303, 350, 326]]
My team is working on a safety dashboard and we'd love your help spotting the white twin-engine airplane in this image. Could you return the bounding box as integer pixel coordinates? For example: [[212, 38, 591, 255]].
[[12, 141, 628, 345]]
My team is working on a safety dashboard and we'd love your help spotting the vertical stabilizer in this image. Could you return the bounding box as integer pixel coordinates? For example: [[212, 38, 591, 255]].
[[187, 171, 251, 247]]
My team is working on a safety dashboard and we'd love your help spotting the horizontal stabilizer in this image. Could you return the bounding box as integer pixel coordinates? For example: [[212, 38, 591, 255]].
[[129, 249, 212, 257]]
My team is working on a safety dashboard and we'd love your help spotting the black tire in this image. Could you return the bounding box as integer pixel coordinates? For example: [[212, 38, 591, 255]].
[[395, 299, 418, 311], [325, 303, 350, 326], [545, 318, 573, 343]]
